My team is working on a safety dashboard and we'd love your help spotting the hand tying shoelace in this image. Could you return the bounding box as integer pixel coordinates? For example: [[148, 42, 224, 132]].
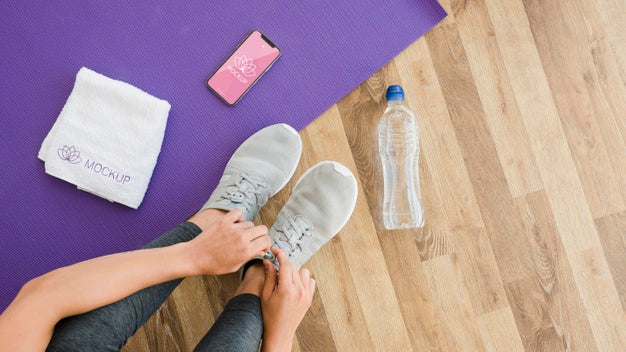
[[263, 215, 314, 265], [274, 216, 314, 255], [219, 172, 271, 213]]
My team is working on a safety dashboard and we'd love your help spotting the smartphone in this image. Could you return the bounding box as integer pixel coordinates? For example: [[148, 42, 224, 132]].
[[207, 30, 281, 106]]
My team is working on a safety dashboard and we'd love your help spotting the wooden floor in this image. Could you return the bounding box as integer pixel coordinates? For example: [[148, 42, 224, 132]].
[[124, 0, 625, 350]]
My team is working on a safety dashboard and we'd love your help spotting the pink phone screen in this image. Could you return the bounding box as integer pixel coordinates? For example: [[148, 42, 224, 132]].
[[208, 31, 280, 105]]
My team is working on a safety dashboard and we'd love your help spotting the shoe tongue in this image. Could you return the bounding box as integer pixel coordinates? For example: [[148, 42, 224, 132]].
[[228, 167, 265, 183], [295, 215, 312, 229], [278, 210, 312, 241]]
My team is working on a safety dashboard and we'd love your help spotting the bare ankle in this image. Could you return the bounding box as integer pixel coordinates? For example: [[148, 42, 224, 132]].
[[187, 208, 228, 230], [234, 261, 265, 297]]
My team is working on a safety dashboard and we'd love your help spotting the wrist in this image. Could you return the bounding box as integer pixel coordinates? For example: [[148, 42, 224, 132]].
[[170, 242, 200, 276], [262, 330, 294, 352]]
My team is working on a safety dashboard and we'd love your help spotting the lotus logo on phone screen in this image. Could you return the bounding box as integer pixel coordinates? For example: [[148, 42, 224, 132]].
[[234, 55, 257, 76], [227, 55, 256, 84]]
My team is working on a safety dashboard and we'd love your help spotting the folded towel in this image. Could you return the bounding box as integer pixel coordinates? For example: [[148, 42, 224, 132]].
[[38, 67, 171, 209]]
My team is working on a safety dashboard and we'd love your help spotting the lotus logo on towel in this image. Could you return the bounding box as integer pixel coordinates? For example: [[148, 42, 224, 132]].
[[57, 144, 131, 184], [57, 145, 82, 164]]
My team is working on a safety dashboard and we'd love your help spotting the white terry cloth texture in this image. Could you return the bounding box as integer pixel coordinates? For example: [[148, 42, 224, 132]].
[[38, 67, 171, 209]]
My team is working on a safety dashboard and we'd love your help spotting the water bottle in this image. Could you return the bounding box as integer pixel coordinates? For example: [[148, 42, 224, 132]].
[[378, 85, 425, 229]]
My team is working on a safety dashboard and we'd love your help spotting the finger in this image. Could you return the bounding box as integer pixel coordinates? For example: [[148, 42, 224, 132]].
[[292, 266, 303, 288], [249, 234, 271, 255], [234, 221, 255, 230], [300, 268, 311, 288], [275, 248, 293, 288], [223, 208, 244, 223], [245, 225, 268, 241], [265, 246, 279, 262], [309, 278, 316, 300], [271, 246, 280, 257], [262, 260, 277, 298]]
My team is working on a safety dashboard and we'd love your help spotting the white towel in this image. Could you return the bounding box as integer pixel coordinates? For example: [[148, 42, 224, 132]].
[[38, 67, 171, 209]]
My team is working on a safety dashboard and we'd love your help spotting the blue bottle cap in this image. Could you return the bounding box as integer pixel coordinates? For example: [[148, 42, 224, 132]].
[[385, 85, 404, 101]]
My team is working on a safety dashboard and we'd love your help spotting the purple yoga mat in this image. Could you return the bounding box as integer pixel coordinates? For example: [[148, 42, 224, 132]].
[[0, 2, 445, 311]]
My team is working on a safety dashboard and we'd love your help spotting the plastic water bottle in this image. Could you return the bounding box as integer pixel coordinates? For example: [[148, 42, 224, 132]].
[[378, 85, 425, 229]]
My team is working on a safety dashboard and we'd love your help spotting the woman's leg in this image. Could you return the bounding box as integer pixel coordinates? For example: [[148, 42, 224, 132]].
[[46, 213, 209, 352], [193, 262, 265, 352]]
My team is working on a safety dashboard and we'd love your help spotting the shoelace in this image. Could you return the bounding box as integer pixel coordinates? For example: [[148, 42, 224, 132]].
[[220, 172, 270, 212], [272, 215, 314, 257]]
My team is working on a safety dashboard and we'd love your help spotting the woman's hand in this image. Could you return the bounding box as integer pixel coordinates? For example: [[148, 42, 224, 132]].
[[185, 209, 271, 275], [261, 247, 316, 352]]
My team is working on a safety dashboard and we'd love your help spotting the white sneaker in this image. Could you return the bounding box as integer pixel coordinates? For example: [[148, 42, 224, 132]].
[[201, 124, 302, 221], [265, 161, 358, 268]]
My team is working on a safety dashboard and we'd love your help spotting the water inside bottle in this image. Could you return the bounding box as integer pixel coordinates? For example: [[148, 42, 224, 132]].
[[378, 86, 425, 229]]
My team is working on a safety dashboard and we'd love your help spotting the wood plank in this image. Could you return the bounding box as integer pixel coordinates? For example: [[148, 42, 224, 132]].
[[505, 277, 568, 351], [450, 227, 508, 315], [423, 254, 486, 351], [304, 238, 373, 351], [140, 295, 188, 351], [412, 156, 453, 261], [593, 0, 626, 87], [295, 290, 337, 352], [484, 0, 626, 348], [123, 323, 149, 351], [291, 338, 302, 352], [449, 0, 543, 198], [167, 276, 217, 349], [595, 211, 626, 311], [375, 228, 450, 351], [523, 0, 626, 218], [484, 0, 600, 250], [513, 190, 598, 350], [424, 3, 535, 284], [577, 246, 626, 349], [475, 307, 524, 352], [200, 274, 240, 320]]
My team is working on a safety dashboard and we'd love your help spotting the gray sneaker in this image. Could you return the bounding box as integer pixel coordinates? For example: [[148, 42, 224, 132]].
[[265, 161, 358, 269], [201, 124, 302, 221]]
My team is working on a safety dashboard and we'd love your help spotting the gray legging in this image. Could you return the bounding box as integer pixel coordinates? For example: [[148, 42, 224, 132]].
[[46, 222, 263, 352]]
